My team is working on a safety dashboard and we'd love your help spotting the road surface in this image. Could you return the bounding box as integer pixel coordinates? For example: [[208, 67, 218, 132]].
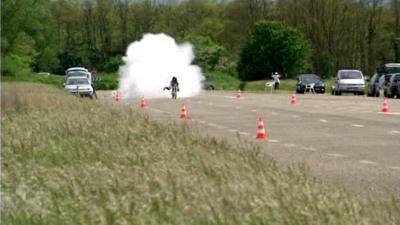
[[99, 91, 400, 200]]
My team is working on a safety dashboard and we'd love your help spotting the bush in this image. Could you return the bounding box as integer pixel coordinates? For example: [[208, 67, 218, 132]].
[[1, 54, 31, 77], [184, 35, 224, 72], [103, 55, 123, 73], [94, 73, 119, 90]]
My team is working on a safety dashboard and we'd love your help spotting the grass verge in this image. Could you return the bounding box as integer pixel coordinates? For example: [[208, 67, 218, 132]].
[[2, 73, 65, 88], [2, 83, 400, 224], [1, 72, 119, 91]]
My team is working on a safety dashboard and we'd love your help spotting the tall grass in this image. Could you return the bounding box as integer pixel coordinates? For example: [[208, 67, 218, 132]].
[[2, 83, 399, 225], [2, 73, 65, 87]]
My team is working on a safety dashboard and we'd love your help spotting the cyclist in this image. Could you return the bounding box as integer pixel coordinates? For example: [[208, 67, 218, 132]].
[[163, 76, 180, 99], [163, 76, 180, 91]]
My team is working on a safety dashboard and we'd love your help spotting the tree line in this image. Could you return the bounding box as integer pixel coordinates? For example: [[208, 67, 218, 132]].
[[2, 0, 400, 79]]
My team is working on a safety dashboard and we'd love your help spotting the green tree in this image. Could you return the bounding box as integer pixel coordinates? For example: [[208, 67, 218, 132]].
[[1, 0, 59, 74], [237, 21, 311, 80]]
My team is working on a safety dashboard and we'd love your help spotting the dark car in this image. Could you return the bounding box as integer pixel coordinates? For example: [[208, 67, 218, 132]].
[[296, 74, 325, 94], [382, 63, 400, 74], [378, 74, 392, 97], [386, 73, 400, 98], [367, 73, 384, 97], [202, 78, 215, 90], [368, 63, 400, 97]]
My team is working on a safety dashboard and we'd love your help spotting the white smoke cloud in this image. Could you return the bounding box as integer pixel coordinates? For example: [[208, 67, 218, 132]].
[[118, 33, 204, 98]]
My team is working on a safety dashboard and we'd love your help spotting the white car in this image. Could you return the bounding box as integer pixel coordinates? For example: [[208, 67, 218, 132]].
[[64, 77, 94, 98], [332, 69, 365, 95], [65, 67, 92, 81], [66, 67, 88, 74]]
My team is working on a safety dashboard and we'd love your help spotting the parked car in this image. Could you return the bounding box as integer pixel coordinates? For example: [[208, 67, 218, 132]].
[[386, 73, 400, 98], [296, 74, 325, 94], [332, 69, 365, 95], [66, 67, 88, 74], [366, 73, 384, 97], [378, 74, 392, 97], [382, 63, 400, 74], [202, 78, 215, 90], [66, 67, 92, 81], [64, 77, 94, 98]]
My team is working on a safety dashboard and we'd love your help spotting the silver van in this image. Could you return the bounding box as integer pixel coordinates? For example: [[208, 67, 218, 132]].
[[65, 67, 92, 84], [332, 69, 365, 95]]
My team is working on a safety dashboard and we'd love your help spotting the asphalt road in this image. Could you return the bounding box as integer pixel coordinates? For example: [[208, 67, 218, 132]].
[[99, 91, 400, 200]]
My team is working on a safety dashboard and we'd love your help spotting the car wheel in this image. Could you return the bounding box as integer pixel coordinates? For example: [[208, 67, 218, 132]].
[[393, 90, 398, 99]]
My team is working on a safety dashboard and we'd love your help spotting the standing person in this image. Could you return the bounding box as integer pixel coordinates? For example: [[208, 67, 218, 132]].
[[90, 68, 98, 99], [272, 72, 281, 90], [90, 68, 97, 82]]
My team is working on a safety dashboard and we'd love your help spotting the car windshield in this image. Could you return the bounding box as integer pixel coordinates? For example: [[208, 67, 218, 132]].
[[339, 71, 362, 79], [385, 67, 400, 74], [300, 75, 321, 83], [67, 71, 87, 77], [67, 78, 89, 85]]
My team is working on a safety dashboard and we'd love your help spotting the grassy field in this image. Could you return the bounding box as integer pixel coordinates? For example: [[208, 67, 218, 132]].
[[2, 73, 65, 87], [2, 83, 399, 225], [1, 72, 119, 91]]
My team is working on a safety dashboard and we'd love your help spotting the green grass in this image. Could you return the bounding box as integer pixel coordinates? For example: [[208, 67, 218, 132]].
[[2, 83, 400, 225], [2, 73, 65, 88], [1, 72, 119, 91], [243, 80, 298, 92], [207, 71, 242, 90], [207, 72, 299, 92]]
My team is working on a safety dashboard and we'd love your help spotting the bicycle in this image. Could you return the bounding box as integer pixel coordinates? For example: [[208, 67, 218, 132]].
[[163, 84, 179, 99]]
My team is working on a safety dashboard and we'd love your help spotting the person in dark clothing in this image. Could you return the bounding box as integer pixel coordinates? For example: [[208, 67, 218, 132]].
[[163, 76, 179, 91], [91, 68, 98, 99]]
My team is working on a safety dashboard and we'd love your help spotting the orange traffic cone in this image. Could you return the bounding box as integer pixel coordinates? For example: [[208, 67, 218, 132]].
[[141, 97, 148, 108], [115, 91, 121, 102], [256, 117, 268, 139], [290, 92, 297, 104], [180, 104, 189, 119], [236, 89, 242, 98], [382, 97, 389, 112]]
